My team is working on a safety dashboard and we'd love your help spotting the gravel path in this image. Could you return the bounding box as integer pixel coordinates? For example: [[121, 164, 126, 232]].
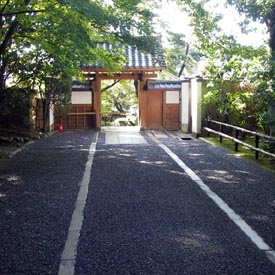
[[159, 134, 275, 252], [75, 130, 275, 274], [0, 131, 94, 274], [0, 129, 275, 274]]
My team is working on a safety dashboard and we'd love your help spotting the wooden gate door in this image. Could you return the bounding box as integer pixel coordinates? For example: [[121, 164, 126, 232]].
[[147, 91, 163, 129], [163, 91, 180, 130], [163, 105, 179, 130]]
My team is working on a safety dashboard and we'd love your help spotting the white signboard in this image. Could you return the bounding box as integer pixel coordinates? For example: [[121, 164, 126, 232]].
[[166, 91, 179, 104], [71, 91, 92, 104]]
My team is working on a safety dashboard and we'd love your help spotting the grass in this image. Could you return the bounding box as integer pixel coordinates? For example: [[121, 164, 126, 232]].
[[202, 134, 275, 174]]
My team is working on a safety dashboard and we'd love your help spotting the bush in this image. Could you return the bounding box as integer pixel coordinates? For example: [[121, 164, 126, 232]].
[[0, 88, 34, 130]]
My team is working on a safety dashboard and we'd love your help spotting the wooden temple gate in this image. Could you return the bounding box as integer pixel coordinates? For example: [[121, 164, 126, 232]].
[[82, 70, 161, 130], [55, 42, 183, 130]]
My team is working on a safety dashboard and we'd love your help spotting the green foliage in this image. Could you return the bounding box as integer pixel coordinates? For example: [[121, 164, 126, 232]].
[[0, 87, 34, 129], [226, 0, 275, 24], [178, 0, 222, 50], [101, 80, 138, 125], [101, 80, 138, 113], [202, 43, 272, 128], [164, 32, 202, 76], [225, 0, 275, 132], [1, 0, 157, 91], [176, 0, 275, 132], [0, 0, 158, 130]]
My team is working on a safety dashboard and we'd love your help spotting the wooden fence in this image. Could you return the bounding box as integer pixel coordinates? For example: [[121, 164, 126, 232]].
[[204, 119, 275, 160], [55, 104, 95, 129]]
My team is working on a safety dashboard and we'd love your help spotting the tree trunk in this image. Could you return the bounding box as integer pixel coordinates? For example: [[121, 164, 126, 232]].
[[0, 54, 8, 93], [0, 69, 5, 93], [178, 43, 190, 77], [0, 18, 18, 56], [0, 17, 18, 94], [42, 98, 50, 132]]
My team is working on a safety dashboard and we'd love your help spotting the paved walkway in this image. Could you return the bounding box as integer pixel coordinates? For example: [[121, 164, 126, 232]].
[[102, 127, 146, 145], [0, 127, 275, 275]]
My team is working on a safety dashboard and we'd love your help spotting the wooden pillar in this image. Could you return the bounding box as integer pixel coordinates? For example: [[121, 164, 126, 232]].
[[92, 75, 101, 130], [138, 78, 147, 130]]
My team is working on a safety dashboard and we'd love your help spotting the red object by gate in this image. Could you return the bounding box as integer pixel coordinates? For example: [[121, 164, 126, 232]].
[[56, 123, 63, 132]]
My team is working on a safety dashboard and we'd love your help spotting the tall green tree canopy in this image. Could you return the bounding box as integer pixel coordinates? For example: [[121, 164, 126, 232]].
[[0, 0, 158, 130], [164, 32, 202, 76], [226, 0, 275, 53], [175, 0, 273, 131], [224, 0, 275, 131], [0, 0, 157, 93]]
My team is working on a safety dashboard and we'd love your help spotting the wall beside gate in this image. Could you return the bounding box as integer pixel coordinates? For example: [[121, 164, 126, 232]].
[[49, 77, 208, 134], [55, 104, 95, 129], [55, 90, 95, 130]]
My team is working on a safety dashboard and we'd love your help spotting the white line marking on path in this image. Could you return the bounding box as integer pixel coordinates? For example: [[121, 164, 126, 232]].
[[148, 132, 275, 265], [58, 132, 98, 275]]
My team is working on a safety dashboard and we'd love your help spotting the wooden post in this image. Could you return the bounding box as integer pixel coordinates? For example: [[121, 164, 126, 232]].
[[138, 77, 147, 130], [255, 135, 260, 160], [235, 129, 239, 151], [219, 124, 223, 143], [93, 76, 101, 130]]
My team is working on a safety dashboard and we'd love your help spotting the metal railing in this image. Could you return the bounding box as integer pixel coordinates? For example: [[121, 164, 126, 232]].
[[204, 119, 275, 160]]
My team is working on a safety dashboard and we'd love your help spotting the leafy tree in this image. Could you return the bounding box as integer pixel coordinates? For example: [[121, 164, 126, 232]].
[[0, 87, 34, 129], [101, 80, 138, 125], [164, 32, 202, 76], [1, 0, 157, 91], [0, 0, 158, 130], [226, 0, 275, 55], [176, 0, 273, 132], [226, 0, 275, 133]]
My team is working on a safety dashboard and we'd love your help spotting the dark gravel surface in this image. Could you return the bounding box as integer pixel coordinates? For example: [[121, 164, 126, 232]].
[[1, 130, 275, 275], [75, 131, 275, 275], [0, 131, 94, 275], [160, 136, 275, 251]]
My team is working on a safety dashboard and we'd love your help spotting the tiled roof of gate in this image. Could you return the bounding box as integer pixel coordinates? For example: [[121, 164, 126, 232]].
[[146, 79, 183, 90], [72, 80, 92, 91], [82, 42, 166, 70]]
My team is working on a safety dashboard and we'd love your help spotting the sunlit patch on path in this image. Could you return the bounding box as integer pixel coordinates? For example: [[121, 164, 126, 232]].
[[103, 127, 147, 145]]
